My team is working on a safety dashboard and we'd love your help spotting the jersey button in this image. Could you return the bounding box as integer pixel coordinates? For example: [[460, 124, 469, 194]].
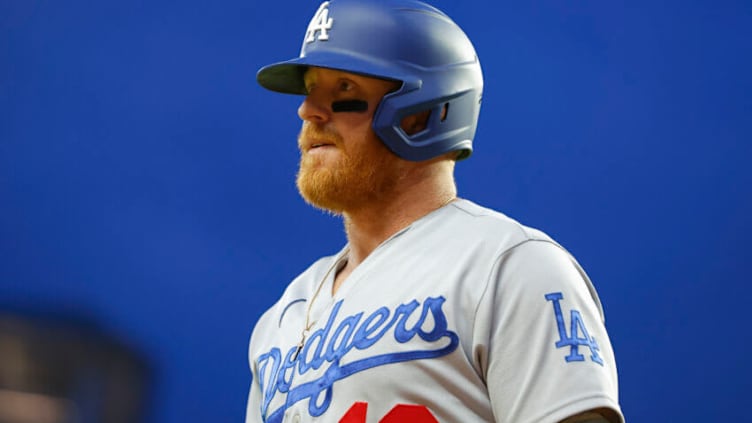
[[292, 413, 300, 423]]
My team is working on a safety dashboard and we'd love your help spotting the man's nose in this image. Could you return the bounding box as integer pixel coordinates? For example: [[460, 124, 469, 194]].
[[298, 93, 330, 124]]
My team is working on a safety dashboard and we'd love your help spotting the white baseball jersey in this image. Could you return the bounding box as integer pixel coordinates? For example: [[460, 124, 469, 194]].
[[246, 199, 624, 423]]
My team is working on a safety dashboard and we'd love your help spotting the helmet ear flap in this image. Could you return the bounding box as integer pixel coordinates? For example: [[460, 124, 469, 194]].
[[373, 84, 480, 162]]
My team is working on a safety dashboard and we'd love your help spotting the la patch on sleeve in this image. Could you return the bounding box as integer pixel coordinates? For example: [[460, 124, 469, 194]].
[[545, 292, 603, 366]]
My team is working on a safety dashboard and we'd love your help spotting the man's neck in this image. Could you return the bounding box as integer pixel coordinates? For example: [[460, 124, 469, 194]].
[[332, 162, 456, 294]]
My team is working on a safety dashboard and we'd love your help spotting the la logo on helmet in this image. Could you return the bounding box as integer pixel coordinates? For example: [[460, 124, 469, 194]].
[[305, 2, 334, 43]]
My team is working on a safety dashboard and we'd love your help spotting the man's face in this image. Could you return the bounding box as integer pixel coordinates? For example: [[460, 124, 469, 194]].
[[296, 67, 404, 214]]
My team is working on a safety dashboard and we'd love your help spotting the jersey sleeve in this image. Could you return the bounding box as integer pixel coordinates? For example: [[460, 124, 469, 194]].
[[475, 240, 623, 423], [245, 359, 263, 423], [245, 325, 265, 423], [245, 306, 280, 423]]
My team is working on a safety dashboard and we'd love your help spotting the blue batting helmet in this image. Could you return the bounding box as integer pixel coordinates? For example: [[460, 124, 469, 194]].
[[256, 0, 483, 161]]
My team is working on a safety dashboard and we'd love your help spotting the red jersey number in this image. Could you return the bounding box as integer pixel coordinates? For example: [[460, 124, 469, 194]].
[[340, 402, 438, 423]]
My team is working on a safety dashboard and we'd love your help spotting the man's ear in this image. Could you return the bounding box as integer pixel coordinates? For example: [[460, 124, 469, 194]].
[[400, 110, 432, 136]]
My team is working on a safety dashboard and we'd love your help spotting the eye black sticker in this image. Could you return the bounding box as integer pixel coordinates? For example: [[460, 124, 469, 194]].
[[331, 100, 368, 113]]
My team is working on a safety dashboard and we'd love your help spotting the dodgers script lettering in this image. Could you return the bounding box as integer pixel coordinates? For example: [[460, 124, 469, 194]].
[[255, 296, 459, 422]]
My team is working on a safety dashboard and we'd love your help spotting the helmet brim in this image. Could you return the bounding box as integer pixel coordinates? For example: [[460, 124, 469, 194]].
[[256, 51, 409, 95], [256, 61, 307, 95]]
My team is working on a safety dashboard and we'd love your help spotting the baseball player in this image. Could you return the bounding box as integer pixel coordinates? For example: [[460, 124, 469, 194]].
[[246, 1, 624, 422]]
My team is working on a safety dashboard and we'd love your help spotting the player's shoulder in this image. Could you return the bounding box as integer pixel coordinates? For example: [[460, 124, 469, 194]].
[[443, 198, 555, 247], [450, 200, 607, 321], [449, 199, 548, 236], [446, 199, 588, 279]]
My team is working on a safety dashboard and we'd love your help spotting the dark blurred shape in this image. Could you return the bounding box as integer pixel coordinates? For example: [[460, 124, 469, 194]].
[[0, 311, 152, 423]]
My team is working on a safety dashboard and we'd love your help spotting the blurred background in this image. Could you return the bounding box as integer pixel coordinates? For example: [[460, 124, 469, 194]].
[[1, 0, 750, 421]]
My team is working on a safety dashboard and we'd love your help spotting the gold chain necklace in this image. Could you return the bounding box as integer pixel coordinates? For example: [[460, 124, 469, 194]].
[[292, 249, 348, 360]]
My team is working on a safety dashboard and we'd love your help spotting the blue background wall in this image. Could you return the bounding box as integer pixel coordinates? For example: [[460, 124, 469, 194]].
[[1, 0, 750, 421]]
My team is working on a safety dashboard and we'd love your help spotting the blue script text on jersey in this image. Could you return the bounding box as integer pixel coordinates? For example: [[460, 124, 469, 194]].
[[256, 296, 459, 423]]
